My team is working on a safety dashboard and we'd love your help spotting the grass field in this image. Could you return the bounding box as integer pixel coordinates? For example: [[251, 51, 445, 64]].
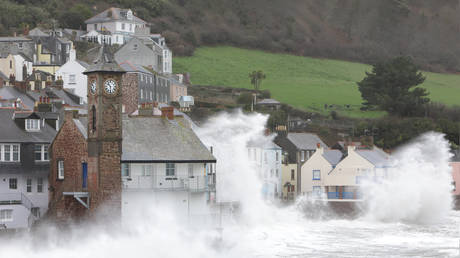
[[173, 46, 460, 118]]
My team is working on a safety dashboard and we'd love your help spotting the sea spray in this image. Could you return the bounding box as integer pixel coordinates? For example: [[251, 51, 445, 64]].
[[362, 132, 453, 224]]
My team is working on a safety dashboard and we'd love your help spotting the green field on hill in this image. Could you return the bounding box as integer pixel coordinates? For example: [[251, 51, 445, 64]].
[[173, 46, 460, 118]]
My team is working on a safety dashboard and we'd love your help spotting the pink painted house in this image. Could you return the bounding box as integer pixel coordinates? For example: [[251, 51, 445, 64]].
[[451, 162, 460, 195]]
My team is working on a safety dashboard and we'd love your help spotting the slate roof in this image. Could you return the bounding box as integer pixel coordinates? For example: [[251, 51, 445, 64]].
[[85, 8, 146, 24], [0, 37, 32, 42], [27, 88, 82, 107], [355, 147, 389, 167], [73, 118, 87, 139], [119, 61, 152, 74], [0, 109, 57, 143], [76, 60, 89, 68], [29, 28, 48, 37], [322, 150, 343, 165], [286, 133, 328, 150], [247, 139, 281, 150], [122, 116, 216, 162], [84, 45, 125, 74], [0, 87, 35, 109]]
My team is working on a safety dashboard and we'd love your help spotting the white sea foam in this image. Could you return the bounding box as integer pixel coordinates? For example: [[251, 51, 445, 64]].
[[0, 111, 458, 257]]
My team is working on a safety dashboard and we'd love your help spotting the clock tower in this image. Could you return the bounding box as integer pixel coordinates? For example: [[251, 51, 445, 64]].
[[83, 46, 125, 217]]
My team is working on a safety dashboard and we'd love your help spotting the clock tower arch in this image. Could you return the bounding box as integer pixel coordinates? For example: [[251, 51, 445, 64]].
[[83, 45, 125, 217]]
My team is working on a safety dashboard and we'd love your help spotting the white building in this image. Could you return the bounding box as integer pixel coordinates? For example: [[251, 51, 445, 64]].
[[82, 8, 147, 45], [121, 107, 216, 222], [55, 48, 88, 104], [325, 145, 389, 200], [301, 145, 343, 198], [247, 140, 282, 200]]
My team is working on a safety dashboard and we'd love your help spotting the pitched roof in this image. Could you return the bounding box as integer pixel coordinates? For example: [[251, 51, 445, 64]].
[[73, 118, 87, 139], [76, 60, 89, 68], [85, 8, 146, 24], [0, 86, 35, 109], [84, 45, 124, 74], [322, 150, 343, 165], [119, 61, 152, 74], [0, 37, 32, 42], [122, 116, 216, 162], [286, 133, 328, 150], [0, 109, 57, 143], [355, 147, 389, 167], [247, 139, 281, 150], [28, 28, 48, 37]]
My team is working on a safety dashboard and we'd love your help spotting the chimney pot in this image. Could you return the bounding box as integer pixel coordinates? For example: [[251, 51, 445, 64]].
[[317, 143, 321, 148]]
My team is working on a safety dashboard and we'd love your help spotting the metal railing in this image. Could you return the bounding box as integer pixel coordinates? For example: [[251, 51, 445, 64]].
[[123, 175, 211, 192], [0, 192, 34, 210]]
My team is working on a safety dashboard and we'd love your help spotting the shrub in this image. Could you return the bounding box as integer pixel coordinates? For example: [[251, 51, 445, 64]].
[[237, 92, 253, 105]]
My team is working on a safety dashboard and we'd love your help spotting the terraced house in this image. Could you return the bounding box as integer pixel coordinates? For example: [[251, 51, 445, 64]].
[[0, 105, 58, 230]]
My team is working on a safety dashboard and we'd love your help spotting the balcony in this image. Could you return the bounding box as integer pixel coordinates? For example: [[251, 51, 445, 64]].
[[327, 192, 361, 200], [0, 193, 34, 210], [123, 175, 212, 192]]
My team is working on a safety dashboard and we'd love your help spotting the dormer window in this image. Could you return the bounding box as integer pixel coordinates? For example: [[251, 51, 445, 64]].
[[26, 119, 40, 131]]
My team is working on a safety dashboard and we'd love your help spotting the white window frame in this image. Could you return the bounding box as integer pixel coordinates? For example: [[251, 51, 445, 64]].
[[9, 178, 17, 189], [34, 144, 49, 161], [69, 74, 76, 84], [0, 144, 20, 162], [58, 160, 64, 180], [122, 163, 130, 177], [37, 178, 43, 193], [26, 178, 32, 193], [142, 164, 152, 176], [312, 169, 321, 180], [166, 163, 175, 177], [26, 119, 40, 131], [0, 209, 13, 222]]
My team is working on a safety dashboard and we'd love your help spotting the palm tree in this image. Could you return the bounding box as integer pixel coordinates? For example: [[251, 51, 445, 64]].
[[249, 70, 266, 90]]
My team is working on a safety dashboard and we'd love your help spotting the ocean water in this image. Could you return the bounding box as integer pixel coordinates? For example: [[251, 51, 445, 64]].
[[0, 110, 458, 257]]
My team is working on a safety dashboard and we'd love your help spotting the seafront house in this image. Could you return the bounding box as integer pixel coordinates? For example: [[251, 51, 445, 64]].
[[300, 144, 343, 198], [325, 145, 389, 200], [55, 47, 89, 104], [0, 53, 33, 82], [115, 37, 159, 72], [82, 8, 147, 45], [451, 151, 460, 209], [275, 132, 328, 193], [247, 140, 282, 200], [281, 162, 297, 201], [0, 103, 59, 230]]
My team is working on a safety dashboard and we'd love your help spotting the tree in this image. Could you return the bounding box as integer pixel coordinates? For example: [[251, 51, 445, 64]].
[[249, 70, 266, 90], [357, 56, 429, 117]]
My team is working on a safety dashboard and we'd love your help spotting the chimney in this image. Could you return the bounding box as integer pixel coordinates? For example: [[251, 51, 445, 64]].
[[138, 103, 153, 116], [161, 106, 174, 120], [316, 142, 324, 155], [64, 109, 78, 122]]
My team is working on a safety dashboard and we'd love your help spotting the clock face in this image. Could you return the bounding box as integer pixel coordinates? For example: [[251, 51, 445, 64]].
[[104, 79, 118, 95], [90, 80, 97, 94]]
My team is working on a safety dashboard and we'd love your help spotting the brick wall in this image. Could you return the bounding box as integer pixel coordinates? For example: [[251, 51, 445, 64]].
[[122, 73, 138, 115], [48, 111, 88, 221]]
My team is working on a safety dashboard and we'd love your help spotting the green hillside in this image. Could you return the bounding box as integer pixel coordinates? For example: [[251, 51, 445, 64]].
[[174, 47, 460, 118]]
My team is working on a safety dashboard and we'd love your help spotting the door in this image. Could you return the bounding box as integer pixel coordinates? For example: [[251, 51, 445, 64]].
[[82, 162, 88, 189]]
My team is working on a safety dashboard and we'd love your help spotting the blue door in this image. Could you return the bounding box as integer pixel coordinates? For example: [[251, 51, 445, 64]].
[[82, 162, 88, 189]]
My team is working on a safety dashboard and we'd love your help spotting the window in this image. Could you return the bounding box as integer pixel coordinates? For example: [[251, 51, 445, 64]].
[[129, 24, 132, 31], [166, 163, 175, 176], [264, 152, 267, 164], [1, 144, 20, 162], [248, 148, 251, 159], [37, 178, 43, 193], [133, 44, 138, 51], [313, 186, 322, 197], [270, 169, 274, 177], [26, 178, 32, 192], [31, 207, 40, 218], [9, 178, 17, 189], [69, 74, 76, 84], [26, 119, 40, 131], [276, 169, 279, 177], [276, 152, 279, 161], [122, 23, 125, 30], [300, 151, 305, 162], [18, 42, 23, 49], [0, 210, 12, 222], [94, 24, 97, 30], [34, 144, 49, 161], [58, 160, 64, 180], [91, 106, 96, 131], [142, 165, 152, 176], [121, 163, 130, 177], [291, 169, 295, 180], [312, 170, 321, 180], [9, 60, 12, 69], [150, 92, 153, 100], [140, 89, 143, 99]]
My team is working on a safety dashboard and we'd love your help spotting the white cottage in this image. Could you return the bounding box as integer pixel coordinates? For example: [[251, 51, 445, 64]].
[[325, 145, 389, 200], [301, 145, 343, 198], [55, 48, 88, 104], [121, 107, 216, 222], [247, 140, 282, 200]]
